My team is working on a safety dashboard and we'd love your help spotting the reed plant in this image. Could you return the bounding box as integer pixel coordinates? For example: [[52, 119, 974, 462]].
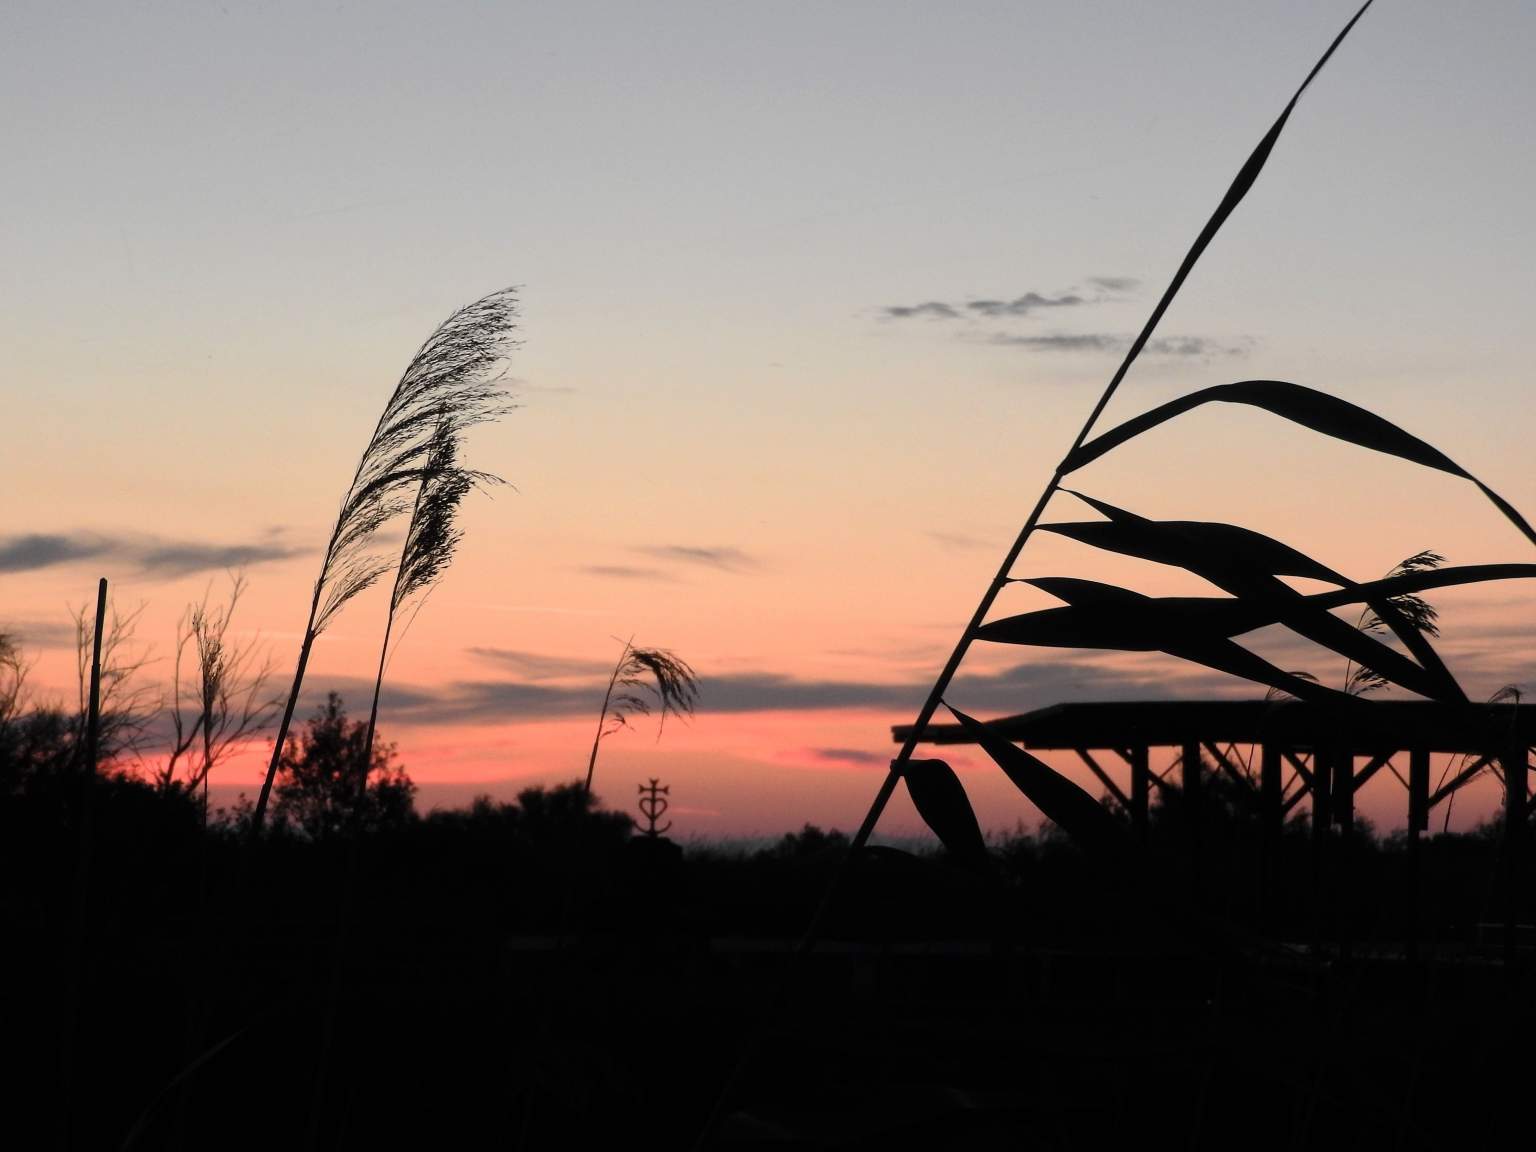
[[832, 0, 1536, 865], [583, 638, 699, 795], [354, 421, 502, 811], [249, 288, 517, 836], [699, 6, 1530, 1142]]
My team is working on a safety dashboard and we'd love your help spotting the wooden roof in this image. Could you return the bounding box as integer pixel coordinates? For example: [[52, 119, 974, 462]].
[[893, 700, 1535, 755]]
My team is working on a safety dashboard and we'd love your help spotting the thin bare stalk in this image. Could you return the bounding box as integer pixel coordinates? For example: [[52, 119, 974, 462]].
[[584, 638, 630, 794]]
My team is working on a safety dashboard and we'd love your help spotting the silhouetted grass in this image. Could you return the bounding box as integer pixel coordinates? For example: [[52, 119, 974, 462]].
[[250, 289, 516, 836]]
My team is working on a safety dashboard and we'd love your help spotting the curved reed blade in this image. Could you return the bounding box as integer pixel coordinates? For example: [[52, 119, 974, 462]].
[[945, 703, 1126, 856], [978, 597, 1354, 704], [1044, 493, 1464, 701], [902, 759, 992, 876], [1304, 562, 1536, 610], [1049, 490, 1347, 582], [979, 566, 1536, 700], [1060, 380, 1536, 548], [1064, 2, 1377, 449], [1051, 491, 1464, 698]]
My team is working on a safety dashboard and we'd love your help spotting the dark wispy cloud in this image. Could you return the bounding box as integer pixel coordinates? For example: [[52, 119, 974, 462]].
[[884, 301, 960, 320], [633, 545, 758, 572], [0, 531, 307, 577], [302, 655, 1244, 731], [963, 292, 1084, 318], [1086, 276, 1140, 293], [883, 279, 1140, 323], [983, 332, 1251, 357], [578, 564, 675, 581], [135, 540, 309, 577], [467, 647, 615, 680], [885, 291, 1085, 322], [0, 616, 78, 649], [804, 747, 888, 766], [0, 534, 110, 573]]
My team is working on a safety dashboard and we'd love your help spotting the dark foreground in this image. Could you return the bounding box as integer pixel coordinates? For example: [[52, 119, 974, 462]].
[[7, 798, 1536, 1151]]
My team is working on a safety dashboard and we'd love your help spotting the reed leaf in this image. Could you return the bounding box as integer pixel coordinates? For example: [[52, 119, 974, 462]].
[[979, 565, 1536, 701], [1060, 380, 1536, 548], [945, 703, 1125, 855], [1050, 492, 1463, 698], [1046, 490, 1346, 582], [250, 288, 518, 836], [1043, 493, 1463, 701], [902, 758, 991, 875]]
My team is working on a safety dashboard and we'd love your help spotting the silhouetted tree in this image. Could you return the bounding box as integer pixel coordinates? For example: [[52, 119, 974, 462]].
[[156, 574, 280, 821], [513, 780, 633, 849], [271, 693, 415, 839], [760, 823, 849, 860]]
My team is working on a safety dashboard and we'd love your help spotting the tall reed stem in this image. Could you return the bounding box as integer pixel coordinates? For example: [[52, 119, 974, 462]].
[[250, 601, 320, 836], [583, 638, 630, 794]]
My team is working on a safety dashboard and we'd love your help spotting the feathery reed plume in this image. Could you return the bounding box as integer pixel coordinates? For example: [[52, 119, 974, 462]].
[[1345, 551, 1444, 696], [583, 639, 698, 794], [249, 288, 517, 835], [356, 421, 504, 808]]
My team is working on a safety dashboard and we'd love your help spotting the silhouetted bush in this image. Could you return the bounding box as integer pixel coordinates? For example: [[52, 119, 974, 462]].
[[269, 692, 417, 840]]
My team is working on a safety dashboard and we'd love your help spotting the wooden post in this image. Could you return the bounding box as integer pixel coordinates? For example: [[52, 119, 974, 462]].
[[1502, 742, 1527, 969], [1261, 744, 1282, 919], [85, 577, 106, 778], [1183, 741, 1201, 902], [1312, 750, 1332, 839], [1130, 745, 1149, 848], [1311, 750, 1332, 952], [1407, 747, 1429, 960], [65, 577, 106, 1150], [1334, 750, 1353, 960]]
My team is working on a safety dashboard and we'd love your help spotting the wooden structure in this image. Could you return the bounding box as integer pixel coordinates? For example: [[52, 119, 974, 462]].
[[894, 700, 1533, 954]]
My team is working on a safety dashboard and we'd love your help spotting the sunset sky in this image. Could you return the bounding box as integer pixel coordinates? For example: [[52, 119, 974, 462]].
[[4, 0, 1534, 839]]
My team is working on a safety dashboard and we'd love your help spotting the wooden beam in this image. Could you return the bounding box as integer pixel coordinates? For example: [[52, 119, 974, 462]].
[[1428, 754, 1493, 809], [1075, 748, 1130, 810], [1203, 741, 1255, 791], [1282, 749, 1314, 788], [1349, 751, 1395, 794]]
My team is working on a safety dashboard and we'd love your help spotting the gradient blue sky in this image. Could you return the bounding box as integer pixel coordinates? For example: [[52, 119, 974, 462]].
[[3, 1, 1533, 837]]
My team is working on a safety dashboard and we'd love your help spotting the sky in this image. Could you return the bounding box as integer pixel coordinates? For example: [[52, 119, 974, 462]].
[[3, 0, 1534, 840]]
